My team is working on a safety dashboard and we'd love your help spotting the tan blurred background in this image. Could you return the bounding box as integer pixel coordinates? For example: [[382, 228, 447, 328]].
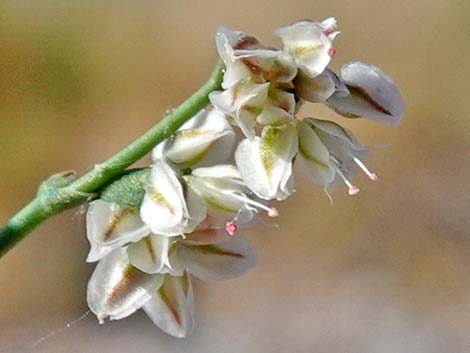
[[1, 1, 469, 352]]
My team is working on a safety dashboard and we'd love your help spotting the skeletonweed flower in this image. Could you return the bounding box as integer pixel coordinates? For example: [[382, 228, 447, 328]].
[[85, 18, 405, 338], [326, 61, 405, 125], [235, 124, 298, 200], [297, 118, 376, 196], [274, 18, 339, 78], [86, 199, 255, 337], [141, 108, 276, 234]]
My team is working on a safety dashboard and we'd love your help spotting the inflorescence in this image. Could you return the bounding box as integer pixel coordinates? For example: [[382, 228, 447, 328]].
[[85, 18, 404, 337]]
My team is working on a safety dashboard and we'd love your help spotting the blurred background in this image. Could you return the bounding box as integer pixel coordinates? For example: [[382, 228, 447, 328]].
[[1, 1, 469, 352]]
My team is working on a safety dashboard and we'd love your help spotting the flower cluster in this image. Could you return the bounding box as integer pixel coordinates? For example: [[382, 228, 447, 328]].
[[85, 18, 404, 338]]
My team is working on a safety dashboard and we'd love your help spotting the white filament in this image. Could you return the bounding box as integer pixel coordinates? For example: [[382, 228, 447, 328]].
[[224, 190, 278, 217], [353, 157, 378, 181], [332, 164, 360, 196]]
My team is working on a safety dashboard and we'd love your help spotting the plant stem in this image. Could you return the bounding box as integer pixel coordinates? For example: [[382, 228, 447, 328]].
[[0, 61, 224, 258]]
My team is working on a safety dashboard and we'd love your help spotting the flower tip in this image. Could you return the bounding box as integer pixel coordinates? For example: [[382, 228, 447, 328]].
[[268, 207, 279, 218], [348, 185, 360, 196], [97, 315, 106, 325], [369, 173, 379, 181]]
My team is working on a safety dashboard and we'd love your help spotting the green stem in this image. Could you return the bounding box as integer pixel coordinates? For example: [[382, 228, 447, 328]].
[[0, 61, 224, 258]]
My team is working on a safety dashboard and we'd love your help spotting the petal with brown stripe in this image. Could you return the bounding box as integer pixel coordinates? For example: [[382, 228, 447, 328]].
[[177, 236, 256, 282], [86, 200, 150, 262], [127, 235, 169, 274], [152, 108, 235, 169], [140, 161, 187, 236], [87, 248, 163, 323], [327, 61, 405, 125], [143, 273, 194, 338]]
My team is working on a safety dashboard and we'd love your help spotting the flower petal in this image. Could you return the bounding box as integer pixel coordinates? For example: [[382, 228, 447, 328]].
[[128, 235, 170, 274], [177, 236, 256, 281], [296, 120, 335, 188], [209, 81, 269, 139], [143, 273, 194, 338], [294, 69, 346, 103], [216, 27, 260, 88], [327, 61, 405, 125], [191, 164, 241, 180], [304, 118, 362, 151], [184, 185, 208, 231], [257, 89, 296, 126], [152, 108, 235, 168], [186, 169, 253, 227], [235, 124, 298, 200], [274, 20, 335, 78], [87, 248, 163, 323], [233, 48, 298, 83], [140, 161, 187, 236], [184, 227, 231, 245], [305, 118, 367, 182], [86, 200, 150, 262]]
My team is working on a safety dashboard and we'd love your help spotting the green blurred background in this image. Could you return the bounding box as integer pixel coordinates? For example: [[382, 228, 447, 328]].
[[1, 1, 469, 352]]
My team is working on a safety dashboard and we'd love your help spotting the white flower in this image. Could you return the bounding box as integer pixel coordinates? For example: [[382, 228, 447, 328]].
[[86, 199, 257, 279], [87, 248, 193, 337], [126, 227, 257, 283], [86, 220, 256, 337], [216, 26, 260, 88], [235, 124, 298, 200], [186, 164, 279, 225], [85, 199, 150, 262], [85, 18, 406, 339], [327, 61, 405, 125], [141, 108, 242, 236], [216, 27, 297, 88], [140, 160, 206, 237], [297, 118, 378, 196], [87, 247, 163, 323], [152, 108, 235, 168], [209, 80, 270, 139], [275, 18, 339, 78], [256, 88, 296, 126]]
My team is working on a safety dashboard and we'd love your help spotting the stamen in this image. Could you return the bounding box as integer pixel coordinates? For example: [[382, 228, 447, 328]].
[[221, 190, 279, 217], [225, 222, 237, 236], [332, 164, 360, 196], [347, 185, 360, 196], [268, 207, 279, 218], [353, 157, 378, 181]]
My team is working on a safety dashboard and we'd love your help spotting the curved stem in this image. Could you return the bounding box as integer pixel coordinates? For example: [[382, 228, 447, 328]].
[[0, 61, 224, 258]]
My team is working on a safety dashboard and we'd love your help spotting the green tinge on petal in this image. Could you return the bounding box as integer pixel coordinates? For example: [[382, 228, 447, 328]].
[[148, 185, 176, 215], [298, 140, 330, 169], [203, 196, 239, 213], [260, 128, 281, 184], [293, 44, 325, 58]]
